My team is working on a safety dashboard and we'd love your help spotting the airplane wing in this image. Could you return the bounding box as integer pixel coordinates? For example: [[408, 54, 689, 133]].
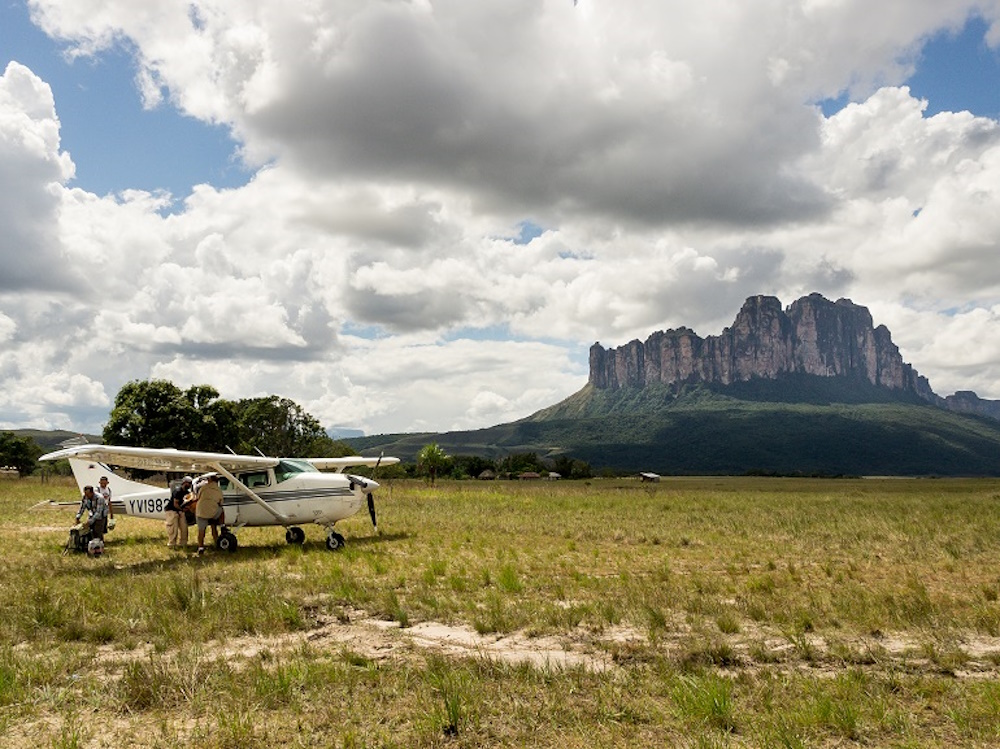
[[308, 456, 401, 472], [39, 444, 280, 473]]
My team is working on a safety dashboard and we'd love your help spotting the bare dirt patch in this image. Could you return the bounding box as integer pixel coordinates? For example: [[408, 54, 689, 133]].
[[201, 608, 616, 671], [83, 608, 1000, 682]]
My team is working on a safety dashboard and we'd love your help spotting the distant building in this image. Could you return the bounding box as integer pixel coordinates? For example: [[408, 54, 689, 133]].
[[639, 472, 660, 483], [477, 469, 496, 480], [518, 472, 542, 480]]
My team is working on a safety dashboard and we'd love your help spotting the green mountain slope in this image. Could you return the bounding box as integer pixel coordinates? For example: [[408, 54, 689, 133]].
[[11, 429, 102, 451], [353, 378, 1000, 476]]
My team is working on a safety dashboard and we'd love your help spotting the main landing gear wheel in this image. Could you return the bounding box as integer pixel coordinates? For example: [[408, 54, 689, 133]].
[[285, 526, 306, 545], [217, 530, 239, 553], [325, 531, 346, 551]]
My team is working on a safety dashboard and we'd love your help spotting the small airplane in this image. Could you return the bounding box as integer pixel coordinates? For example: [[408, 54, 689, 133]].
[[39, 444, 400, 552]]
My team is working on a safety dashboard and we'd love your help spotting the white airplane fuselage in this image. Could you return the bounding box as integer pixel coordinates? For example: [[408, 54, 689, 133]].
[[69, 458, 372, 527]]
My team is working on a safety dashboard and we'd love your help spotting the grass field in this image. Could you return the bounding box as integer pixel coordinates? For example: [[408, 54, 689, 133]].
[[4, 475, 1000, 747]]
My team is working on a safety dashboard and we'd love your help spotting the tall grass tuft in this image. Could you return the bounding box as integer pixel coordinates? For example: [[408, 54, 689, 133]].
[[671, 673, 737, 733], [497, 563, 523, 593], [169, 570, 205, 613], [215, 709, 263, 749], [116, 653, 218, 713], [49, 724, 84, 749], [383, 589, 410, 628], [426, 656, 473, 737]]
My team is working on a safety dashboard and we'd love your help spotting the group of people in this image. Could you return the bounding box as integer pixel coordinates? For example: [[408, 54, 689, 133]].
[[75, 472, 227, 556], [165, 472, 226, 555]]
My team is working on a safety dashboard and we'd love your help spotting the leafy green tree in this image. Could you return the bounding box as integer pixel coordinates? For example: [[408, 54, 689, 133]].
[[0, 432, 42, 477], [197, 394, 241, 451], [417, 443, 450, 485], [104, 380, 196, 448], [104, 379, 341, 457], [234, 396, 330, 457], [498, 452, 544, 475], [450, 454, 496, 479], [104, 380, 241, 450], [552, 455, 593, 479]]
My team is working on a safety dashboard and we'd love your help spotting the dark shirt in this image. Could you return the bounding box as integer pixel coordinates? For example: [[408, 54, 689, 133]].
[[167, 484, 190, 513]]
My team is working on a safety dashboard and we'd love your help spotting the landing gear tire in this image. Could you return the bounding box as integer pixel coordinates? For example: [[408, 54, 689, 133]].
[[217, 530, 239, 553], [285, 526, 306, 545], [325, 531, 346, 551]]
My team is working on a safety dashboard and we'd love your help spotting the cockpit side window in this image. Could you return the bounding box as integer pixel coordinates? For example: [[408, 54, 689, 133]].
[[276, 459, 318, 483]]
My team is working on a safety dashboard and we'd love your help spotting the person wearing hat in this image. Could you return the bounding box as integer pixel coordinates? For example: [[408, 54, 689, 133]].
[[165, 475, 193, 549]]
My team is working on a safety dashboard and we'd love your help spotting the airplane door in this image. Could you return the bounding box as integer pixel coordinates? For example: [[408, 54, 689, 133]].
[[217, 470, 275, 526], [217, 475, 244, 526]]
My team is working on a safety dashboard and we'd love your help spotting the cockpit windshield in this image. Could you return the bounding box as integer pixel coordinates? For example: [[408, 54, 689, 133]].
[[276, 459, 319, 483]]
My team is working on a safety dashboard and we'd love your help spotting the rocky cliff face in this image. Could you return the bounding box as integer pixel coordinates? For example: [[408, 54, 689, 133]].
[[942, 391, 1000, 421], [590, 294, 938, 400]]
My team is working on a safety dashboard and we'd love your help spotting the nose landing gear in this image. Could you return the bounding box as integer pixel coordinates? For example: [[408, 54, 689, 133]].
[[325, 530, 346, 551]]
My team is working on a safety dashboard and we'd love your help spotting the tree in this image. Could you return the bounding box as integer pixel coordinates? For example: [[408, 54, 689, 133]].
[[104, 380, 241, 450], [104, 379, 339, 457], [104, 380, 195, 448], [498, 452, 545, 476], [417, 443, 450, 485], [450, 454, 496, 479], [234, 396, 330, 457], [0, 432, 42, 477], [552, 454, 593, 479]]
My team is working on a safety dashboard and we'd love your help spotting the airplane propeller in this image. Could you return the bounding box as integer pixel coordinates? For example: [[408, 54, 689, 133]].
[[367, 452, 384, 533]]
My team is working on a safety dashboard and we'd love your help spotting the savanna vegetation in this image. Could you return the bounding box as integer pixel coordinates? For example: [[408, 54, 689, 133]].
[[5, 474, 1000, 747]]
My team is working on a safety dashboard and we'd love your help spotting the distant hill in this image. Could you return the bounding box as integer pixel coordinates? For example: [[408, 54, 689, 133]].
[[350, 294, 1000, 476], [10, 429, 101, 452]]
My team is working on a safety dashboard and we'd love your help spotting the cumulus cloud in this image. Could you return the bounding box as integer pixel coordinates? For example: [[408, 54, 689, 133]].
[[2, 0, 1000, 435], [0, 61, 78, 291], [0, 312, 15, 343]]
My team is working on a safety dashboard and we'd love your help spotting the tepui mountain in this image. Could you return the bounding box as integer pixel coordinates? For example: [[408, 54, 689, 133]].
[[352, 293, 1000, 475]]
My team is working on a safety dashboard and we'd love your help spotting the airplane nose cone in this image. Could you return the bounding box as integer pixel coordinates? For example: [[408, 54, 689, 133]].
[[347, 475, 380, 492]]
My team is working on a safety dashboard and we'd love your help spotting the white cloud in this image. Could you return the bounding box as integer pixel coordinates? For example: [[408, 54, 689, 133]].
[[0, 312, 15, 343], [0, 61, 78, 291], [3, 1, 1000, 434]]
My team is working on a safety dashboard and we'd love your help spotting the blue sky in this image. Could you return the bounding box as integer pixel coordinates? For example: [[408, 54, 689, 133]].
[[910, 15, 1000, 117], [0, 0, 249, 202], [2, 1, 1000, 434]]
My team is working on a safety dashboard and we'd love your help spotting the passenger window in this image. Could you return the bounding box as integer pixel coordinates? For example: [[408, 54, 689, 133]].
[[240, 472, 269, 488]]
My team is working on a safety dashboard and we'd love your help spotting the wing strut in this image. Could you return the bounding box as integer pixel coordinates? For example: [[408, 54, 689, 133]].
[[209, 463, 292, 524]]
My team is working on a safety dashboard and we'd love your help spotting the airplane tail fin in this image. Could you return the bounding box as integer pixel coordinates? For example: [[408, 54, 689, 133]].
[[67, 458, 158, 496]]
